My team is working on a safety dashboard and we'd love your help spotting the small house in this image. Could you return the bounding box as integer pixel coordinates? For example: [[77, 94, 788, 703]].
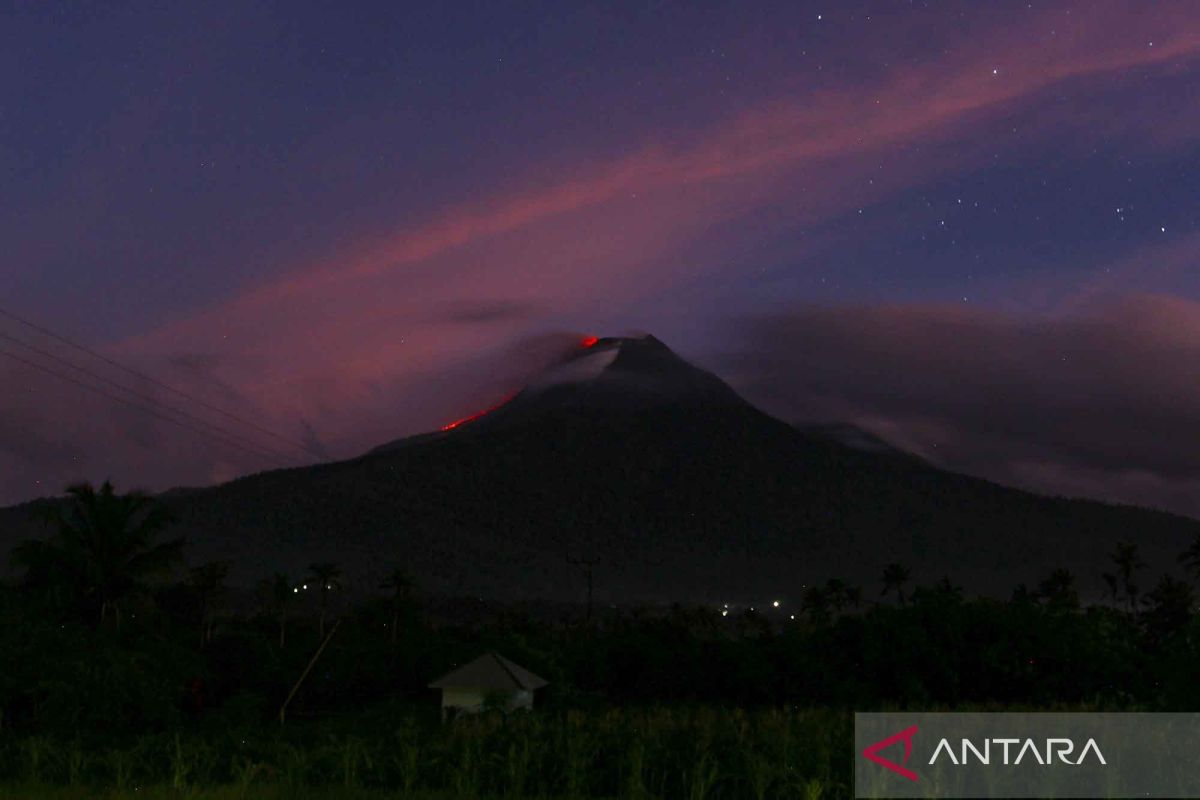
[[428, 652, 548, 719]]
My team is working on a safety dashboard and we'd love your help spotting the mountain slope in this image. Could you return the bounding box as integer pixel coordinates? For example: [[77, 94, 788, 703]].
[[2, 335, 1196, 603]]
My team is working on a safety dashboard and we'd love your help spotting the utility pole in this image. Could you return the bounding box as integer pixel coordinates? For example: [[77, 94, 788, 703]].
[[278, 619, 340, 724]]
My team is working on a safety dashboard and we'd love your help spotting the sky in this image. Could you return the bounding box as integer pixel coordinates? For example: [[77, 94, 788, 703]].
[[3, 0, 1200, 516]]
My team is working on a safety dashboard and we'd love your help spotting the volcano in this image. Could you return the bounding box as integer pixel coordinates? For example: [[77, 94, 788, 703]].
[[2, 334, 1197, 603], [371, 334, 752, 451]]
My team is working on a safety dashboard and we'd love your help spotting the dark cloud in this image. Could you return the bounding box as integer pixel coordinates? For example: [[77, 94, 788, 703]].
[[436, 301, 543, 325], [167, 353, 225, 373], [727, 295, 1200, 518], [0, 349, 289, 505], [159, 352, 257, 407], [0, 407, 82, 468], [300, 418, 331, 461]]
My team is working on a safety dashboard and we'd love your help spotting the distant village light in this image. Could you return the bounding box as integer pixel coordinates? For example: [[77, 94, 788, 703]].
[[773, 600, 780, 608]]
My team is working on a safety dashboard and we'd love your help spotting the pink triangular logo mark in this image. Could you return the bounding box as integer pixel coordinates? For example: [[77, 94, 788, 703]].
[[863, 724, 919, 782]]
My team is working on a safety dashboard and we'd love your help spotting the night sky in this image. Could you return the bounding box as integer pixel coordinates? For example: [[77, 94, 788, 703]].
[[3, 2, 1200, 515]]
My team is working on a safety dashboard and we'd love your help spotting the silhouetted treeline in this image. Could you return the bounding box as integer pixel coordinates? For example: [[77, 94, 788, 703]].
[[2, 482, 1199, 743]]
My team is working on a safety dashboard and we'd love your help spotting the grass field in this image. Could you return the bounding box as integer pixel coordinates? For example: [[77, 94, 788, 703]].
[[0, 782, 836, 799], [0, 708, 848, 799], [0, 788, 433, 799]]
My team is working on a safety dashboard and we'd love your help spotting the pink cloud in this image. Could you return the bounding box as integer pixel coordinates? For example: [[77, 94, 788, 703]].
[[130, 3, 1200, 339], [1054, 234, 1200, 315]]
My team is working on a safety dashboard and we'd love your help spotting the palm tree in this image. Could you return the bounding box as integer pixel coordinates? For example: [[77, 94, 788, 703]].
[[880, 563, 911, 605], [308, 562, 341, 637], [189, 561, 230, 646], [380, 567, 414, 645], [258, 572, 293, 648], [12, 481, 183, 630]]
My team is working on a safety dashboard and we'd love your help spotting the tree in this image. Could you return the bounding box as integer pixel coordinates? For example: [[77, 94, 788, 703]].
[[308, 562, 341, 637], [801, 584, 832, 625], [1011, 582, 1034, 605], [933, 575, 963, 601], [258, 572, 293, 648], [1177, 535, 1200, 583], [1141, 574, 1194, 642], [12, 481, 183, 630], [189, 561, 230, 646], [844, 584, 863, 611], [380, 567, 415, 645], [1034, 567, 1079, 613], [824, 578, 848, 613], [1109, 541, 1145, 613], [1101, 572, 1120, 607], [912, 576, 963, 606], [821, 578, 861, 614], [880, 563, 911, 605]]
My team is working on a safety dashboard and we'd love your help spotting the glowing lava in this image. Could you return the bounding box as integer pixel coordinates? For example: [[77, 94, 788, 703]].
[[439, 394, 515, 432], [440, 413, 485, 432], [439, 338, 598, 432]]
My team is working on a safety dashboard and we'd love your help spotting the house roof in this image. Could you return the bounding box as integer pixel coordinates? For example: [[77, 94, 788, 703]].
[[428, 652, 549, 691]]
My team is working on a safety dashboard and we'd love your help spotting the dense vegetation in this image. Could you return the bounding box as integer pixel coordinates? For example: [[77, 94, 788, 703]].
[[3, 482, 1200, 797]]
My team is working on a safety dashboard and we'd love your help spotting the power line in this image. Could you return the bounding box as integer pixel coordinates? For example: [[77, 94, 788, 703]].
[[0, 306, 323, 459], [0, 332, 300, 465], [0, 347, 294, 467]]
